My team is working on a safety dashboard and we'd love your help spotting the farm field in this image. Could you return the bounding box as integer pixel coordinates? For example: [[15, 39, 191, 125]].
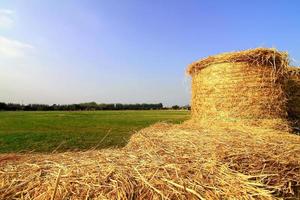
[[0, 110, 190, 153]]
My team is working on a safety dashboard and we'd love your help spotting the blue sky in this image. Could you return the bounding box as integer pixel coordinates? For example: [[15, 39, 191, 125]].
[[0, 0, 300, 106]]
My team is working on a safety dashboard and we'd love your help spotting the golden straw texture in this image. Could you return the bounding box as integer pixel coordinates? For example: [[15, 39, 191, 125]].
[[0, 48, 299, 200], [188, 48, 291, 131], [286, 66, 300, 121], [187, 48, 289, 75], [0, 123, 300, 199]]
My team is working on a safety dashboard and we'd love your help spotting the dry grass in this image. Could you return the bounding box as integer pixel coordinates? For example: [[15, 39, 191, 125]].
[[286, 66, 300, 123], [188, 48, 291, 131], [0, 122, 300, 199], [1, 48, 299, 199], [186, 48, 289, 75]]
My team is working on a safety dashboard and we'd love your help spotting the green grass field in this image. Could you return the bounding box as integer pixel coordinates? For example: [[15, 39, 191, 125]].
[[0, 110, 189, 153]]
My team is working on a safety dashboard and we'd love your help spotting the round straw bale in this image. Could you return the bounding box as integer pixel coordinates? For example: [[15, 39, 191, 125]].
[[286, 67, 300, 126], [187, 48, 290, 130]]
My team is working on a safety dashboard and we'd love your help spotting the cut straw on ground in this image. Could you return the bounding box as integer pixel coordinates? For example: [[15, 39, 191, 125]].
[[1, 48, 299, 199], [0, 123, 299, 199]]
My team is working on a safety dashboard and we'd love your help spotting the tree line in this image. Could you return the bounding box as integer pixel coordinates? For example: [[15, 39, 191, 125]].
[[0, 102, 166, 111]]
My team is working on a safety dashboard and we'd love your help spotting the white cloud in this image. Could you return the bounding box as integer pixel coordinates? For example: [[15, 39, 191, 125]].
[[0, 9, 14, 29], [0, 36, 34, 58]]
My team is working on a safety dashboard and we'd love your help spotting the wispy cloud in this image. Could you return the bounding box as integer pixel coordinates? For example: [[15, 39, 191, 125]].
[[0, 36, 34, 58], [0, 9, 14, 29]]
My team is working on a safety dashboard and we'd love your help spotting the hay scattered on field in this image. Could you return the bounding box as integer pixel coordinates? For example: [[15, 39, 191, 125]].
[[1, 123, 300, 199], [1, 48, 299, 199]]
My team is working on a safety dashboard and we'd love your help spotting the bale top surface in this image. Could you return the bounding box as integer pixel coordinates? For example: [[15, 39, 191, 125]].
[[187, 48, 289, 75]]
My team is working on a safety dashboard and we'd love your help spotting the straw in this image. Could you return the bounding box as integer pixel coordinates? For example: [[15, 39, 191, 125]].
[[187, 48, 292, 131]]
